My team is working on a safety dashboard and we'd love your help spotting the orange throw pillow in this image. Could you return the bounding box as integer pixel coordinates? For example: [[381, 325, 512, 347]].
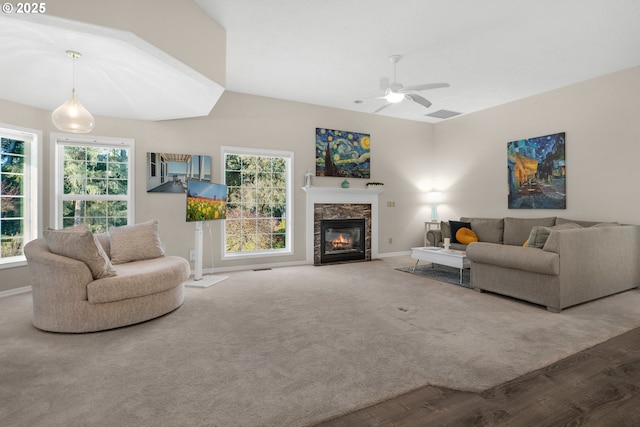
[[455, 227, 478, 245]]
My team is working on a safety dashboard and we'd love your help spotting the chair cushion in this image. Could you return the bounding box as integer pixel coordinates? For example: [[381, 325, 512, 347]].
[[43, 225, 117, 279], [87, 257, 189, 304], [109, 219, 165, 264]]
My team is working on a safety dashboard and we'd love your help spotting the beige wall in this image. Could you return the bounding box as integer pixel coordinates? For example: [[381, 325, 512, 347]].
[[0, 92, 433, 291], [3, 2, 639, 292], [4, 66, 640, 292], [433, 66, 640, 225]]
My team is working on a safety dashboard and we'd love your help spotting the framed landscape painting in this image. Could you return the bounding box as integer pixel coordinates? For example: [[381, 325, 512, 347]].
[[507, 132, 566, 209], [315, 128, 370, 178]]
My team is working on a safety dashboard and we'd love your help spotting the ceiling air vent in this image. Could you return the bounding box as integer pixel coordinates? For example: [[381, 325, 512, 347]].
[[425, 109, 462, 119]]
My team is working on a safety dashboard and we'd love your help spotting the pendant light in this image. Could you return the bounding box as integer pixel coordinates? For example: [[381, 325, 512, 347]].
[[51, 50, 95, 133]]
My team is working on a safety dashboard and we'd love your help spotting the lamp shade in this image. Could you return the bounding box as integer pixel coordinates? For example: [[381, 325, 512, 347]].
[[51, 89, 95, 133], [426, 191, 443, 203]]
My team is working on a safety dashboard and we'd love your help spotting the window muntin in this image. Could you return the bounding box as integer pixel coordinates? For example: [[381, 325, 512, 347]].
[[55, 137, 134, 233], [223, 147, 292, 257]]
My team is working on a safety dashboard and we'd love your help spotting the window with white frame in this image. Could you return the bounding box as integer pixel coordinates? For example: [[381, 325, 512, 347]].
[[54, 136, 134, 233], [222, 147, 292, 257], [0, 125, 39, 265]]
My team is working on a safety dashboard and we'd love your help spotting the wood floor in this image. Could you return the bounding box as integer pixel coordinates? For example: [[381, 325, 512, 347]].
[[317, 326, 640, 426]]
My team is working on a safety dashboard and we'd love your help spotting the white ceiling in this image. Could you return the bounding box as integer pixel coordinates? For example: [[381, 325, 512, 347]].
[[1, 1, 639, 125], [196, 0, 640, 123], [0, 14, 224, 121]]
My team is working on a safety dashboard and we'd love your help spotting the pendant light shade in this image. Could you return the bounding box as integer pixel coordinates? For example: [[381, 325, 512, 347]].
[[51, 50, 95, 133], [51, 89, 95, 133]]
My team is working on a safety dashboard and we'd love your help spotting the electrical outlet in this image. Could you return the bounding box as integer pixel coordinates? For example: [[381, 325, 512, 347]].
[[387, 201, 395, 207], [189, 249, 196, 261]]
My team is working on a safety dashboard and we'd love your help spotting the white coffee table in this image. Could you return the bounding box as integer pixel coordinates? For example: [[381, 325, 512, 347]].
[[411, 247, 471, 285]]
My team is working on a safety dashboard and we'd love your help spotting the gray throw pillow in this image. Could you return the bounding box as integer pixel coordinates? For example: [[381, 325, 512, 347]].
[[109, 219, 165, 264], [439, 221, 451, 239], [43, 225, 117, 279], [504, 217, 557, 246], [527, 222, 583, 249]]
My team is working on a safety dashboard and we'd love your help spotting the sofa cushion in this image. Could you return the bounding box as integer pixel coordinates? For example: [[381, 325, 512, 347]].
[[94, 233, 111, 258], [449, 221, 471, 243], [527, 222, 583, 249], [461, 217, 504, 244], [439, 221, 451, 240], [456, 227, 478, 245], [503, 217, 556, 246], [109, 219, 165, 264], [43, 225, 117, 280], [87, 256, 189, 304], [466, 242, 560, 275]]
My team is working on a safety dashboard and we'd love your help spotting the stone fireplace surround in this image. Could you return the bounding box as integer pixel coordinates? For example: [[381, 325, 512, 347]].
[[303, 187, 383, 264]]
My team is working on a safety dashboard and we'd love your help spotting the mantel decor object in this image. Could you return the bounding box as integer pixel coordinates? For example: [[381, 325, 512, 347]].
[[341, 179, 350, 188], [304, 170, 313, 187], [366, 182, 384, 188]]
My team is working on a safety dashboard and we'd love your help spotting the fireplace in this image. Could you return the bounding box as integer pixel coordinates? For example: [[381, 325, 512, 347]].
[[320, 219, 366, 264], [303, 187, 382, 265]]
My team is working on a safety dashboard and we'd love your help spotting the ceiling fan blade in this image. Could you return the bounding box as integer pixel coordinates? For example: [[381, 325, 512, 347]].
[[373, 103, 392, 113], [399, 82, 450, 93], [405, 94, 432, 109]]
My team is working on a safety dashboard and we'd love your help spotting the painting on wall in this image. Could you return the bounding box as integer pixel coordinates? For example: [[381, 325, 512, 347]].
[[507, 132, 566, 209], [315, 128, 370, 178], [146, 152, 211, 193]]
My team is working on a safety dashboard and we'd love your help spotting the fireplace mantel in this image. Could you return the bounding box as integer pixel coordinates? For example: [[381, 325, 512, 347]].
[[303, 186, 383, 264]]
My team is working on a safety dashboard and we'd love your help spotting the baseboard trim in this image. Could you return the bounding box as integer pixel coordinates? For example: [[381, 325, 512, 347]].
[[0, 286, 31, 298], [203, 259, 308, 274]]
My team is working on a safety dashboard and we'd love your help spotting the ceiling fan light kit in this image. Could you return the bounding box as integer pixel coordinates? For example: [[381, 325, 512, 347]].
[[51, 50, 95, 134], [384, 91, 405, 103], [363, 54, 450, 115]]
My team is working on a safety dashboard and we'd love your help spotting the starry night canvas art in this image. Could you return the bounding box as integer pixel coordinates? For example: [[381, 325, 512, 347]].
[[315, 128, 370, 178], [507, 132, 566, 209]]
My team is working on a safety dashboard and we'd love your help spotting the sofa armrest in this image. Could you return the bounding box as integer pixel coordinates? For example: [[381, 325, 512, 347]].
[[24, 239, 93, 301], [466, 242, 559, 275], [426, 229, 443, 247], [542, 225, 640, 288]]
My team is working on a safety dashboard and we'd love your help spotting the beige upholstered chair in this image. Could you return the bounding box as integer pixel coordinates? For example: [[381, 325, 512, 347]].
[[24, 220, 189, 333]]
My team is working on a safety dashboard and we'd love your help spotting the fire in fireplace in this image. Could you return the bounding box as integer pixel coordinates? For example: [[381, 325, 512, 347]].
[[320, 218, 366, 264]]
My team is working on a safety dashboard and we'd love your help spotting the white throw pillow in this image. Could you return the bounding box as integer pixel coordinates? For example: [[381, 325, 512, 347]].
[[43, 225, 117, 279], [109, 219, 165, 264]]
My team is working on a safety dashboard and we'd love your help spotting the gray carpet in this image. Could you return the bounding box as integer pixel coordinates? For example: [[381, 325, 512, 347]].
[[396, 263, 471, 287], [2, 255, 640, 427]]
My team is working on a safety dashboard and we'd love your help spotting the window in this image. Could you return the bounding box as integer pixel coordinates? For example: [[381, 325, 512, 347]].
[[54, 136, 134, 233], [0, 125, 39, 266], [223, 147, 292, 257]]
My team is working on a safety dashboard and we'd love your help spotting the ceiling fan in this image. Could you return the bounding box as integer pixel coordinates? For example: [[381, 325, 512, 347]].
[[366, 55, 449, 113]]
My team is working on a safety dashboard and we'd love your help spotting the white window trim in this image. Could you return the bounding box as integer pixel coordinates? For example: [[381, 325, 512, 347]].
[[51, 133, 135, 230], [221, 146, 294, 260], [0, 123, 41, 269]]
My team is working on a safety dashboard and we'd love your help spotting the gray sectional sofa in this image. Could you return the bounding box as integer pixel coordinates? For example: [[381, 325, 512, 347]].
[[427, 217, 640, 312]]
